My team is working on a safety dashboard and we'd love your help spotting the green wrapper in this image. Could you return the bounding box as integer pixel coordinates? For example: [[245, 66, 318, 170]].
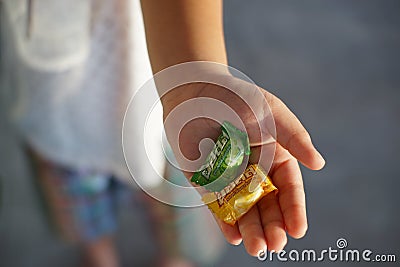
[[191, 121, 250, 191]]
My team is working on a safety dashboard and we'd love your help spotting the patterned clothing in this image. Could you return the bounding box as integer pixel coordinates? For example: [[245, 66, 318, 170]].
[[32, 153, 131, 242]]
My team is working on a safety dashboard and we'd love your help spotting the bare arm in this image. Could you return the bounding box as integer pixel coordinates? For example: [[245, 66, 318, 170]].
[[141, 0, 227, 73], [140, 0, 325, 257]]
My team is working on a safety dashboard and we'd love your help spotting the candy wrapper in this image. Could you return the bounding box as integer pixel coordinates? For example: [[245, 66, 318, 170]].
[[202, 164, 277, 225], [191, 121, 250, 192]]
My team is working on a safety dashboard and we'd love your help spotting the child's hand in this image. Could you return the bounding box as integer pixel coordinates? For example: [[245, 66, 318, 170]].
[[161, 75, 325, 256]]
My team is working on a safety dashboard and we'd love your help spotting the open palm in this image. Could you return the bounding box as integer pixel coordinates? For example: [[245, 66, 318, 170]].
[[161, 76, 325, 256]]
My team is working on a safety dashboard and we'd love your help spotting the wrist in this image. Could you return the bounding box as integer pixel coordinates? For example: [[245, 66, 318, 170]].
[[155, 61, 233, 114]]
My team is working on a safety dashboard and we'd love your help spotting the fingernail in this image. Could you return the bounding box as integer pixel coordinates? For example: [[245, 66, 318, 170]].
[[315, 151, 326, 167], [319, 152, 326, 163], [232, 238, 242, 246]]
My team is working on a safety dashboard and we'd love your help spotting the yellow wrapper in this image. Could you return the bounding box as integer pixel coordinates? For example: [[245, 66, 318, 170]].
[[202, 164, 277, 225]]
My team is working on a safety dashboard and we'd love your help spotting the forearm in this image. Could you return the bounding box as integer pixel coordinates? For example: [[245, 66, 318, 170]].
[[141, 0, 227, 74]]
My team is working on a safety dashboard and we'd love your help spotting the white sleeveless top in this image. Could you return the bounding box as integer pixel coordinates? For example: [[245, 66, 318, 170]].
[[0, 0, 165, 186]]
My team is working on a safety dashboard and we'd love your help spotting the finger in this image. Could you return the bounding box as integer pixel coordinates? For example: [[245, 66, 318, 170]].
[[271, 146, 308, 239], [263, 90, 325, 170], [214, 215, 242, 245], [248, 141, 275, 174], [258, 192, 287, 252], [237, 205, 266, 256]]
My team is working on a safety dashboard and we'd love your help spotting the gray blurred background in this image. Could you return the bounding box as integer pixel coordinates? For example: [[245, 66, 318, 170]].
[[1, 0, 399, 266]]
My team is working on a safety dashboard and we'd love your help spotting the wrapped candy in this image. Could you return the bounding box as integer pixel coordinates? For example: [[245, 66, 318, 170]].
[[202, 164, 277, 225], [191, 121, 250, 192]]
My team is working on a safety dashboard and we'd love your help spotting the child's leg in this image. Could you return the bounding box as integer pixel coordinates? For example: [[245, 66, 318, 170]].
[[138, 193, 195, 267], [136, 162, 226, 267], [29, 149, 120, 267], [28, 148, 222, 266]]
